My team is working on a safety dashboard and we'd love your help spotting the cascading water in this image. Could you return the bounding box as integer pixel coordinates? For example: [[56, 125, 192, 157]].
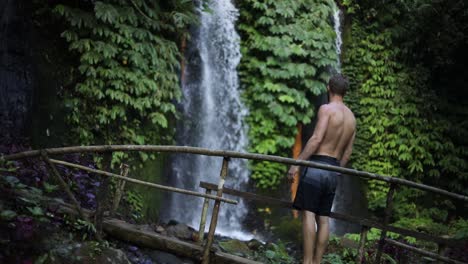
[[169, 0, 252, 240], [332, 3, 343, 71]]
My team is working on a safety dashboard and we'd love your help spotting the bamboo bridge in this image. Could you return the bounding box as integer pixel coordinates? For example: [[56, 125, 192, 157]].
[[3, 145, 468, 264]]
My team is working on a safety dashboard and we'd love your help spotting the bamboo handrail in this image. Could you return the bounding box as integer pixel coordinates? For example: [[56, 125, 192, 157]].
[[199, 181, 461, 247], [385, 239, 465, 264], [3, 145, 467, 264], [198, 181, 465, 264], [48, 159, 238, 205], [3, 145, 468, 202]]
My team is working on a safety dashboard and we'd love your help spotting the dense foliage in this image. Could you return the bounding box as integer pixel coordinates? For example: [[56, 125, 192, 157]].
[[342, 0, 468, 237], [237, 0, 339, 188], [0, 143, 158, 263], [0, 144, 96, 262], [2, 0, 468, 262], [54, 0, 196, 164]]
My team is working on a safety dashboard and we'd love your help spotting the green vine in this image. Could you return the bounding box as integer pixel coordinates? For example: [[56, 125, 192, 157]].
[[54, 0, 196, 164], [238, 0, 338, 188], [342, 0, 468, 232]]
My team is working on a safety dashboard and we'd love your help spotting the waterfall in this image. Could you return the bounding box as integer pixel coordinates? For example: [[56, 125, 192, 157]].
[[168, 0, 252, 240], [332, 3, 343, 71]]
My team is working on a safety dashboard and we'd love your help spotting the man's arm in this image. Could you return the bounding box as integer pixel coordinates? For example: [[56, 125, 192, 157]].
[[287, 105, 330, 181], [340, 131, 355, 167]]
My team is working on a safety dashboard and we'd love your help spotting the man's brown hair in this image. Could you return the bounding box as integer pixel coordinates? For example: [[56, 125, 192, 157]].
[[328, 74, 349, 96]]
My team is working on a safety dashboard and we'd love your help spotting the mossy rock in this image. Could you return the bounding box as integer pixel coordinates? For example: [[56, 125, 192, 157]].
[[218, 239, 252, 257], [247, 239, 263, 250], [44, 241, 131, 264]]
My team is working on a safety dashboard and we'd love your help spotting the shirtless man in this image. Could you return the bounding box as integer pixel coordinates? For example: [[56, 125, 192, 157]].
[[287, 74, 356, 264]]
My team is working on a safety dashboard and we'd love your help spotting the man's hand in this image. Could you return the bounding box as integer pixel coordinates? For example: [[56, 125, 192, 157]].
[[287, 165, 299, 183]]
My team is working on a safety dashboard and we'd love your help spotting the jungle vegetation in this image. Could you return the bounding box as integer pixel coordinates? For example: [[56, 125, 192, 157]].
[[43, 0, 468, 248], [1, 0, 467, 262]]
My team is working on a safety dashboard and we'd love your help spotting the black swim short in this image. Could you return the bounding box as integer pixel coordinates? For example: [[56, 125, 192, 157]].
[[292, 155, 339, 216]]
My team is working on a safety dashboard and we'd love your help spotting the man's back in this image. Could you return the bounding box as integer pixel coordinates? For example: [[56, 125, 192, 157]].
[[316, 102, 355, 161], [288, 74, 355, 264]]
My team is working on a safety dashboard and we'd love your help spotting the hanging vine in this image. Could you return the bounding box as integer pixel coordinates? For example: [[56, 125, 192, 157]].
[[342, 0, 468, 235]]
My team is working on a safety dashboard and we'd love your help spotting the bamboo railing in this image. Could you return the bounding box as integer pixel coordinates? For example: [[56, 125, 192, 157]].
[[198, 182, 465, 264], [3, 145, 468, 264]]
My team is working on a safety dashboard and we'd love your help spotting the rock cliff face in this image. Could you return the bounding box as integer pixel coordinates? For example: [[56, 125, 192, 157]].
[[0, 0, 34, 142], [0, 0, 72, 147]]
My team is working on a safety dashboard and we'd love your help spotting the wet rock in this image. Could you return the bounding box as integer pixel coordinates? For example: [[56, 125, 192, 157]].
[[218, 239, 251, 257], [96, 247, 132, 264], [75, 243, 132, 264], [247, 239, 263, 250], [166, 223, 195, 240], [138, 224, 155, 233], [46, 242, 81, 263], [47, 242, 131, 264], [149, 250, 194, 264], [125, 245, 153, 264], [156, 226, 165, 233]]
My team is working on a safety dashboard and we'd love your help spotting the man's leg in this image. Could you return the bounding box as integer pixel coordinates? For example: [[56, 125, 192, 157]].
[[313, 215, 330, 264], [303, 210, 317, 264]]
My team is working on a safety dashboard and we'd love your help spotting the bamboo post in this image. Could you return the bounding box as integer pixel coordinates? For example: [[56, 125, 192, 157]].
[[40, 151, 87, 220], [111, 163, 130, 215], [198, 189, 212, 244], [357, 225, 369, 263], [375, 184, 396, 263], [202, 157, 229, 264]]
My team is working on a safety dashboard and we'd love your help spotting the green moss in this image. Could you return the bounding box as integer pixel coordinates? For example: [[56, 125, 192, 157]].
[[127, 153, 167, 221]]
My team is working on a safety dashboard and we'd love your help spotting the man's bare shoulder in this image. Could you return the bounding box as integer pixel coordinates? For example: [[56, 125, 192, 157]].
[[317, 104, 333, 115], [321, 103, 348, 113], [343, 104, 356, 129], [344, 105, 356, 121], [319, 104, 333, 110]]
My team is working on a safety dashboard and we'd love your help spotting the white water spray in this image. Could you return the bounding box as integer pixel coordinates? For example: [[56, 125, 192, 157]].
[[332, 3, 343, 71]]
